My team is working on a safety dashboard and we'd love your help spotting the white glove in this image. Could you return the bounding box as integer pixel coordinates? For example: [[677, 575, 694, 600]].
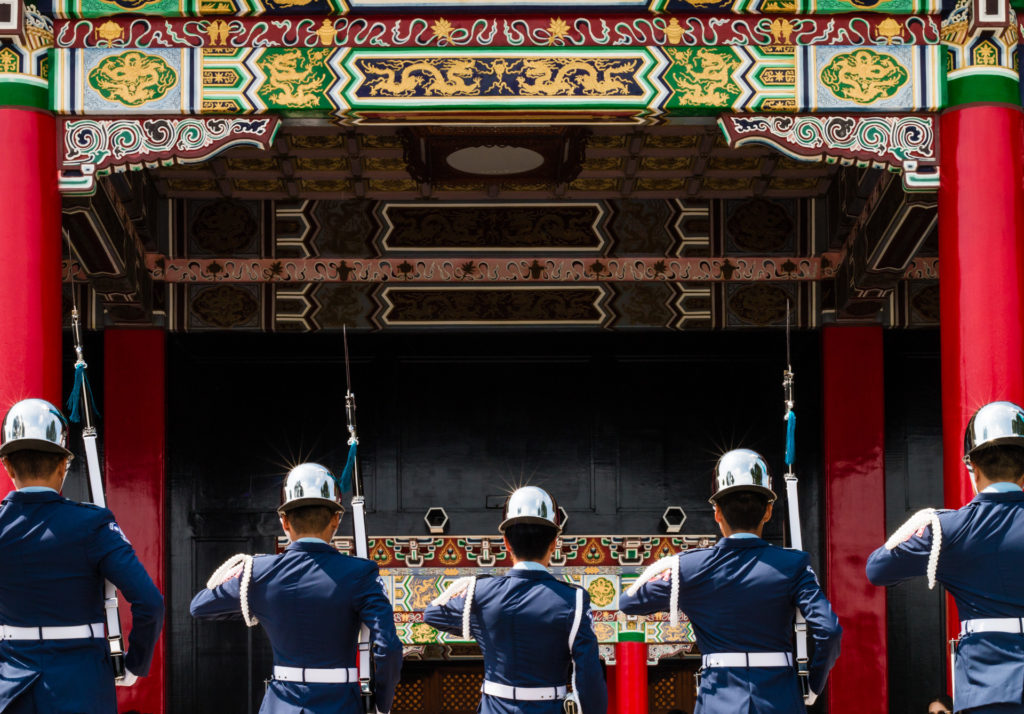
[[115, 670, 139, 687], [804, 690, 818, 706], [375, 710, 389, 714]]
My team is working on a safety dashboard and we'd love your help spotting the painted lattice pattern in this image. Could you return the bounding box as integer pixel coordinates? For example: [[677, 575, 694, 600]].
[[441, 671, 485, 711], [652, 675, 678, 709], [392, 677, 424, 712]]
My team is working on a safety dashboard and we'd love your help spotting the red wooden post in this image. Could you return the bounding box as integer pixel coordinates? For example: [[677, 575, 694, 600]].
[[614, 633, 647, 714], [104, 329, 167, 714], [605, 663, 617, 714], [822, 325, 887, 714], [938, 105, 1024, 672], [0, 108, 62, 496]]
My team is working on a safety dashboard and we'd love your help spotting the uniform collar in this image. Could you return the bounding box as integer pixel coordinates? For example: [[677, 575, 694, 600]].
[[982, 482, 1023, 493], [285, 539, 337, 554], [715, 535, 766, 549], [505, 568, 556, 581], [18, 486, 58, 493], [2, 489, 63, 505], [972, 490, 1024, 503], [727, 532, 760, 539], [512, 561, 548, 572]]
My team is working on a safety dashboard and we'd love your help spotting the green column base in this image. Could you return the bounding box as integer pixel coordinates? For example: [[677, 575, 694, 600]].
[[947, 74, 1021, 107], [617, 631, 645, 643]]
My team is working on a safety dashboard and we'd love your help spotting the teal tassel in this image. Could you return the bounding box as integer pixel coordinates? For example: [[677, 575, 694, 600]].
[[338, 440, 356, 493], [66, 363, 98, 424], [67, 363, 85, 424], [785, 411, 796, 466]]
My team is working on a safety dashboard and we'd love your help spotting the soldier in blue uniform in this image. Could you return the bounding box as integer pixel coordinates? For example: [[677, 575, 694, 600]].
[[190, 462, 403, 714], [619, 449, 842, 714], [0, 398, 164, 713], [424, 486, 607, 714], [867, 400, 1024, 714]]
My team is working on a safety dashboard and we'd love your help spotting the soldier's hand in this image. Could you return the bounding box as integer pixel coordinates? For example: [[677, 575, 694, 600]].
[[115, 670, 139, 687], [804, 691, 818, 706]]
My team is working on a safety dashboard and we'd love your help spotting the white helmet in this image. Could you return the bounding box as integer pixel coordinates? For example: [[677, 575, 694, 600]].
[[278, 463, 344, 514], [0, 399, 73, 458], [499, 486, 562, 532], [709, 449, 776, 504]]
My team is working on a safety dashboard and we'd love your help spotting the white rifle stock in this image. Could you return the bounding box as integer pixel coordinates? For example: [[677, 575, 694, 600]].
[[69, 305, 127, 681], [782, 305, 812, 705], [343, 327, 374, 713]]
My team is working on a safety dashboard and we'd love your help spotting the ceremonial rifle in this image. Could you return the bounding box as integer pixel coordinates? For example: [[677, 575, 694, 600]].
[[782, 304, 812, 704], [67, 301, 127, 681], [342, 326, 374, 713]]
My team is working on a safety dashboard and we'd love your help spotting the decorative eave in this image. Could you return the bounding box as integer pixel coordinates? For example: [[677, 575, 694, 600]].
[[718, 113, 938, 191]]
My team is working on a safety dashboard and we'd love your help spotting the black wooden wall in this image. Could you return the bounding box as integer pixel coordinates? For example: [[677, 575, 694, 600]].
[[164, 329, 824, 714], [883, 330, 946, 714]]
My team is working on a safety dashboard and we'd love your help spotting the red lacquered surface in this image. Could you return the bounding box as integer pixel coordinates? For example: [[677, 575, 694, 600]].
[[605, 663, 617, 714], [938, 104, 1024, 687], [0, 108, 61, 496], [614, 641, 648, 714], [104, 330, 166, 714], [823, 326, 887, 714]]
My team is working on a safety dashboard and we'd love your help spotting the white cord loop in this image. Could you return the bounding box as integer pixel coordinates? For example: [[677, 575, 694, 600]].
[[626, 555, 681, 627], [884, 508, 942, 590], [207, 553, 259, 627], [431, 576, 477, 640]]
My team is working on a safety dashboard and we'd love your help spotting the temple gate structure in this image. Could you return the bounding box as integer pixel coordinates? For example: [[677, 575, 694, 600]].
[[0, 0, 1020, 710]]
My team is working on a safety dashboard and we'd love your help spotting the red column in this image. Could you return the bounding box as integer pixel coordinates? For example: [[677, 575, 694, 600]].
[[614, 635, 647, 714], [938, 104, 1024, 682], [0, 108, 62, 496], [822, 325, 886, 714], [104, 329, 166, 714], [605, 663, 617, 714]]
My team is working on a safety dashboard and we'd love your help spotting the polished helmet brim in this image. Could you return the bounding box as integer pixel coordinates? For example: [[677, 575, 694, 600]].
[[0, 439, 73, 458], [278, 497, 345, 515], [499, 515, 562, 533], [709, 484, 777, 504]]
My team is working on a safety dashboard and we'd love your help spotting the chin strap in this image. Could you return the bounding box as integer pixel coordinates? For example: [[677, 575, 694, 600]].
[[208, 553, 259, 626], [885, 508, 942, 590]]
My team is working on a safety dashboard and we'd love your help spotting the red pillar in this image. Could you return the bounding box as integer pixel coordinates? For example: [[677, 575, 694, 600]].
[[822, 325, 886, 714], [938, 103, 1024, 682], [0, 108, 62, 496], [614, 635, 647, 714], [605, 663, 617, 714], [104, 329, 166, 714]]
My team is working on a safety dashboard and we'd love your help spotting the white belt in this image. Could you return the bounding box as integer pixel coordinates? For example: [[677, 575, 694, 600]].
[[273, 666, 359, 684], [702, 652, 794, 668], [0, 623, 104, 641], [961, 618, 1024, 635], [482, 681, 568, 701]]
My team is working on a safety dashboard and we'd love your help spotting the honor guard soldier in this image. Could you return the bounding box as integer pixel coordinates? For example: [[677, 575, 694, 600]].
[[620, 449, 842, 713], [424, 486, 607, 714], [867, 401, 1024, 714], [190, 463, 403, 714], [0, 398, 164, 713]]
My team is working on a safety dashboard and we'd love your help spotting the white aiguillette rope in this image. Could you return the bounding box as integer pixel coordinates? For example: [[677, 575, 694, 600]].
[[884, 508, 942, 590], [431, 576, 477, 640], [208, 553, 259, 627], [625, 555, 681, 628]]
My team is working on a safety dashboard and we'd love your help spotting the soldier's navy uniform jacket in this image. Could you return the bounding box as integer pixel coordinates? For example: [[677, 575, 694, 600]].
[[190, 539, 403, 714], [423, 566, 608, 714], [0, 488, 164, 714], [620, 536, 842, 714], [867, 486, 1024, 713]]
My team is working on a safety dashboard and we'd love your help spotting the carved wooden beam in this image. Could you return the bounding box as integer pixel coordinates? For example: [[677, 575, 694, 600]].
[[58, 116, 280, 195]]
